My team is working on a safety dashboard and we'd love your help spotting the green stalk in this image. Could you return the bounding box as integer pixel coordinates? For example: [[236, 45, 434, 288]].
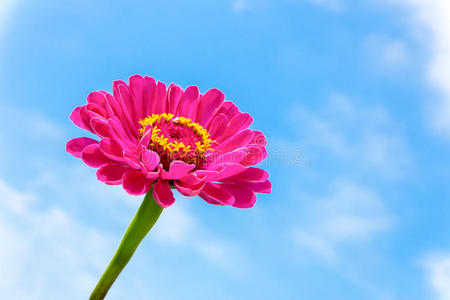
[[89, 188, 163, 300]]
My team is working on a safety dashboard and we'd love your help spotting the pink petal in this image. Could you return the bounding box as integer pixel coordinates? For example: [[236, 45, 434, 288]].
[[90, 117, 111, 137], [221, 184, 256, 208], [122, 171, 153, 195], [217, 113, 253, 142], [177, 86, 199, 119], [195, 88, 225, 126], [245, 180, 272, 194], [221, 167, 268, 183], [81, 144, 111, 168], [87, 91, 108, 107], [153, 81, 167, 114], [160, 160, 196, 180], [251, 130, 267, 147], [140, 148, 160, 172], [199, 183, 235, 206], [213, 129, 254, 155], [167, 83, 183, 114], [129, 75, 147, 120], [66, 137, 98, 158], [153, 179, 175, 208], [97, 164, 131, 184], [242, 145, 267, 166], [208, 114, 228, 139], [99, 137, 125, 162], [143, 76, 157, 117], [70, 106, 89, 131]]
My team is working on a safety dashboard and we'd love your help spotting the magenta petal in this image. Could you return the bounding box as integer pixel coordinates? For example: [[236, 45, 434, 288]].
[[154, 81, 167, 114], [91, 117, 111, 137], [140, 148, 160, 172], [222, 167, 269, 183], [221, 184, 256, 208], [99, 137, 125, 162], [177, 85, 199, 119], [153, 179, 175, 208], [196, 88, 225, 126], [129, 74, 146, 120], [97, 164, 131, 184], [161, 160, 196, 180], [66, 137, 98, 158], [214, 129, 254, 155], [246, 180, 272, 194], [208, 114, 228, 139], [70, 106, 90, 131], [81, 144, 111, 168], [167, 83, 183, 114], [199, 183, 235, 206], [122, 171, 153, 195]]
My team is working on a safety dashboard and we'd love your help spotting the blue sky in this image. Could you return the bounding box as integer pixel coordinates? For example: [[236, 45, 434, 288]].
[[1, 0, 450, 299]]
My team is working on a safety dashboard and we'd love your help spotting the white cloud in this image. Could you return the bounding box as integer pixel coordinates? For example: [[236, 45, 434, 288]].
[[291, 180, 393, 261], [289, 93, 412, 179], [423, 253, 450, 300], [386, 0, 450, 137], [152, 198, 248, 274], [365, 35, 410, 70], [0, 0, 15, 38], [0, 179, 114, 299]]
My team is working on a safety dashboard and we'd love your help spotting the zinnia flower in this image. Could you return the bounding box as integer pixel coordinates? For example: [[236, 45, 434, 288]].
[[66, 75, 271, 208]]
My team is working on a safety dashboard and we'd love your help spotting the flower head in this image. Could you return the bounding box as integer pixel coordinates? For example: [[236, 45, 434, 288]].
[[66, 75, 271, 208]]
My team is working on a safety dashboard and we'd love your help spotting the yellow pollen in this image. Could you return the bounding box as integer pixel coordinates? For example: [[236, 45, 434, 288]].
[[138, 113, 214, 158]]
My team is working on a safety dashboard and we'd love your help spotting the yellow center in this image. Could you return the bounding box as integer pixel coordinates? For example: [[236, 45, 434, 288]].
[[138, 113, 214, 158]]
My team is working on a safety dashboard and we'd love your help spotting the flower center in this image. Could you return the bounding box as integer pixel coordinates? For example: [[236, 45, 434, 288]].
[[139, 113, 214, 169]]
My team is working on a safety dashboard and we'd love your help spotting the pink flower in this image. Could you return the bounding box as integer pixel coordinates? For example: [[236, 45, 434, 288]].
[[66, 75, 271, 208]]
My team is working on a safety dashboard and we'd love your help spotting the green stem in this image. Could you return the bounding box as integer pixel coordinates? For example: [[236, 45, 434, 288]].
[[89, 188, 163, 300]]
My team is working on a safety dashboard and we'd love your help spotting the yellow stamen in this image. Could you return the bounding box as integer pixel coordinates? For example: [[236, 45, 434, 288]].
[[138, 113, 214, 158]]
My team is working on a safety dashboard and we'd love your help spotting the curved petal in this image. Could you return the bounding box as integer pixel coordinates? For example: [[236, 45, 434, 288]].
[[153, 179, 175, 208], [199, 183, 235, 206], [81, 144, 111, 168], [99, 137, 125, 162], [167, 83, 183, 114], [122, 171, 153, 195], [177, 85, 199, 119], [220, 184, 256, 208], [140, 148, 160, 172], [221, 167, 268, 183], [97, 164, 131, 184], [66, 137, 98, 158], [195, 88, 225, 127], [160, 160, 196, 180]]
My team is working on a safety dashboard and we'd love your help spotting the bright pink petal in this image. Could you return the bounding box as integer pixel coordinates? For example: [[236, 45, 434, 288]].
[[221, 184, 256, 208], [217, 113, 253, 142], [81, 144, 111, 168], [221, 167, 268, 183], [167, 83, 183, 114], [97, 164, 131, 184], [99, 137, 125, 162], [153, 81, 167, 114], [140, 148, 160, 172], [242, 145, 267, 166], [129, 75, 147, 120], [245, 180, 272, 194], [213, 129, 254, 155], [143, 76, 157, 117], [70, 106, 90, 131], [199, 183, 235, 206], [208, 114, 228, 139], [195, 88, 225, 126], [66, 137, 98, 158], [122, 171, 153, 195], [153, 179, 175, 208], [91, 117, 111, 137], [161, 160, 196, 180], [177, 85, 199, 118]]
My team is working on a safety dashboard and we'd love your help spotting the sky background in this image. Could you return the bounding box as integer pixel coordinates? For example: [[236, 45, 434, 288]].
[[0, 0, 450, 299]]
